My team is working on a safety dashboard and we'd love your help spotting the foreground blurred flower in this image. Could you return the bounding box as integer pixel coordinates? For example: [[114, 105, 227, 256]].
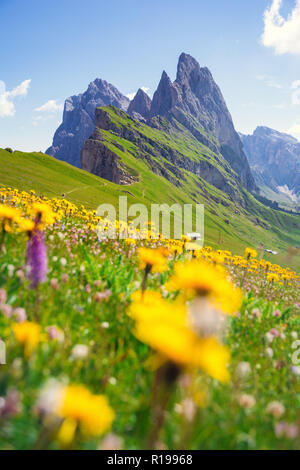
[[13, 307, 27, 323], [138, 247, 168, 292], [12, 321, 41, 357], [0, 288, 7, 303], [71, 344, 89, 360], [238, 394, 256, 409], [275, 422, 298, 439], [166, 259, 242, 315], [0, 205, 21, 233], [26, 230, 48, 288], [139, 248, 168, 273], [130, 291, 230, 383], [0, 389, 21, 417], [267, 401, 285, 418], [30, 202, 57, 229], [36, 381, 114, 447]]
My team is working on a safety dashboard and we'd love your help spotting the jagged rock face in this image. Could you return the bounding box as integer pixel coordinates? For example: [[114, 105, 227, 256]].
[[150, 53, 256, 192], [81, 109, 139, 185], [240, 126, 300, 200], [46, 79, 129, 167], [81, 107, 245, 205], [127, 88, 152, 121]]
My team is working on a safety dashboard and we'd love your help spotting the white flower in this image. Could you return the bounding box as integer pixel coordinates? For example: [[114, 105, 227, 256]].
[[101, 322, 109, 329], [71, 344, 89, 360], [267, 401, 285, 418], [237, 362, 251, 378], [266, 347, 274, 358], [265, 332, 273, 344], [108, 377, 117, 385], [291, 332, 298, 339], [60, 257, 67, 267], [36, 379, 65, 415]]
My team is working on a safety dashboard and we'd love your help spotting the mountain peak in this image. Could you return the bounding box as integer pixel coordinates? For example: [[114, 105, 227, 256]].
[[127, 88, 152, 121], [46, 79, 129, 167], [253, 126, 298, 143], [149, 53, 256, 191]]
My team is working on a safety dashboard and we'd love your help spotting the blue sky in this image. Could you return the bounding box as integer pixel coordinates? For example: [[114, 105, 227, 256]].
[[1, 0, 300, 151]]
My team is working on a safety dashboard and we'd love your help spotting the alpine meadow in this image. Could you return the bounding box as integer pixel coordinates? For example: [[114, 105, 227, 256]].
[[1, 0, 300, 454]]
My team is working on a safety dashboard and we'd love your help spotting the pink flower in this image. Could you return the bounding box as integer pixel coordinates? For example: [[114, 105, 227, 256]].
[[50, 278, 59, 290], [46, 325, 64, 343], [26, 230, 48, 288], [0, 288, 7, 304], [270, 328, 280, 337], [61, 273, 69, 284], [13, 308, 27, 323], [0, 389, 21, 417], [0, 304, 12, 318], [94, 290, 111, 302]]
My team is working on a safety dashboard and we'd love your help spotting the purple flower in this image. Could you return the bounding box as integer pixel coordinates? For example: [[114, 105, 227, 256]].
[[26, 230, 48, 288]]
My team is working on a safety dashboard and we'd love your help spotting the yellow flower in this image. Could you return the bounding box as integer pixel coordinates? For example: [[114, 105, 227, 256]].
[[0, 205, 21, 232], [57, 385, 114, 438], [130, 292, 230, 382], [166, 260, 242, 315], [16, 217, 35, 233], [267, 273, 280, 283], [13, 321, 41, 357], [30, 202, 57, 227], [244, 247, 258, 259], [138, 247, 167, 272]]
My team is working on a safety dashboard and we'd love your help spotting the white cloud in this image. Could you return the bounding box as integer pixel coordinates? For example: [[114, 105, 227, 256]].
[[291, 80, 300, 105], [140, 86, 150, 96], [0, 79, 31, 117], [256, 74, 282, 89], [34, 99, 63, 113], [262, 0, 300, 55], [126, 86, 150, 100], [287, 120, 300, 140], [126, 92, 136, 100]]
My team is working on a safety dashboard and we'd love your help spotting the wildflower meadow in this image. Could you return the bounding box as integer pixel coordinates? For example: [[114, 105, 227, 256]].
[[0, 186, 300, 450]]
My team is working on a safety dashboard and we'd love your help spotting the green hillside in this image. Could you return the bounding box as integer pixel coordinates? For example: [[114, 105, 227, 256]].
[[1, 146, 300, 269]]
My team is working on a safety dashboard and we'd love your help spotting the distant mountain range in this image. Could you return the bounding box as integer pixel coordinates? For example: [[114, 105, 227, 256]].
[[240, 127, 300, 203], [47, 53, 257, 198], [46, 52, 300, 211]]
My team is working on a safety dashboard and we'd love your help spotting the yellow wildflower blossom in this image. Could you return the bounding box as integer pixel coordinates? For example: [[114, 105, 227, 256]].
[[13, 321, 41, 357], [57, 385, 114, 438], [138, 247, 167, 272], [244, 247, 258, 259], [166, 260, 242, 315], [130, 292, 230, 382]]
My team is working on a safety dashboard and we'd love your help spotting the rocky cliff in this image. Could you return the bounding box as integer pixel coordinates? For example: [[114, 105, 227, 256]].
[[81, 106, 247, 205], [127, 88, 152, 122], [149, 53, 256, 192], [46, 79, 130, 167], [49, 52, 256, 196], [240, 126, 300, 201]]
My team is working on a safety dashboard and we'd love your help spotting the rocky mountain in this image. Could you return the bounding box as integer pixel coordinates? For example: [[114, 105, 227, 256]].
[[46, 79, 130, 167], [148, 53, 256, 192], [240, 126, 300, 201], [127, 88, 152, 122], [49, 52, 257, 199]]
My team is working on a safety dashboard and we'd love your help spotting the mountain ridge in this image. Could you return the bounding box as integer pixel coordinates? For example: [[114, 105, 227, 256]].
[[47, 52, 256, 194], [240, 126, 300, 204]]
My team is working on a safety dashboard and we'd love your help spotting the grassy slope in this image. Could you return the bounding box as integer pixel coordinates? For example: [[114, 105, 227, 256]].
[[1, 147, 300, 270]]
